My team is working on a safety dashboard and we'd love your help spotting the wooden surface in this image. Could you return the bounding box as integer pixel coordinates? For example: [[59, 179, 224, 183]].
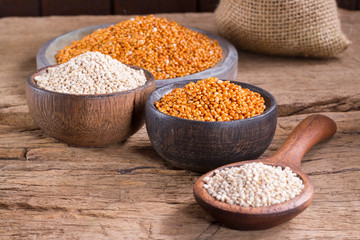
[[41, 0, 111, 16], [114, 0, 197, 15], [0, 10, 359, 239], [0, 0, 39, 17], [1, 0, 359, 17], [198, 0, 220, 12], [336, 0, 359, 9], [0, 0, 218, 17]]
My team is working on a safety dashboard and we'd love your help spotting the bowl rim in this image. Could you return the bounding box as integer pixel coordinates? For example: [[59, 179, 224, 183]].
[[146, 79, 277, 124], [27, 64, 155, 98]]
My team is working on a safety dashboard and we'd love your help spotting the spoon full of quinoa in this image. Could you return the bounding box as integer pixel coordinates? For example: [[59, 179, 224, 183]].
[[193, 114, 337, 230]]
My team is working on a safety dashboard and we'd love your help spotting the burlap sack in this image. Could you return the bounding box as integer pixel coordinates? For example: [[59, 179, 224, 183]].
[[215, 0, 351, 58]]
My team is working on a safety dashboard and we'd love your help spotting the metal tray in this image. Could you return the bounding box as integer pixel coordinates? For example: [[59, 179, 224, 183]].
[[36, 24, 238, 88]]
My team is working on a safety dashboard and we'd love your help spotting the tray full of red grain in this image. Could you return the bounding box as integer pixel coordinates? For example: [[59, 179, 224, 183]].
[[37, 15, 238, 88]]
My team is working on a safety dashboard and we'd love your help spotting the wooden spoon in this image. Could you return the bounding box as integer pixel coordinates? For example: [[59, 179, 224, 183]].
[[193, 114, 337, 230]]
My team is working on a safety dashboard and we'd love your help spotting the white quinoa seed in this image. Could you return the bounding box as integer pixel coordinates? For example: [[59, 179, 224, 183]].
[[203, 162, 304, 207], [34, 51, 147, 94]]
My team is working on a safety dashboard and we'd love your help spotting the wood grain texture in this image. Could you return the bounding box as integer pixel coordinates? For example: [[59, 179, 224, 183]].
[[0, 0, 358, 18], [0, 12, 359, 239], [198, 0, 220, 12], [41, 0, 111, 16], [336, 0, 359, 10], [0, 0, 39, 17], [113, 0, 197, 14]]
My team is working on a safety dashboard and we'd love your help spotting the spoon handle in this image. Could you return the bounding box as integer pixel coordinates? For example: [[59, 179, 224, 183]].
[[271, 114, 337, 169]]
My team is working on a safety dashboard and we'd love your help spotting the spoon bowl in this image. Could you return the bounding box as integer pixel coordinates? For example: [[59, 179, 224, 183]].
[[193, 114, 337, 230], [194, 160, 314, 230]]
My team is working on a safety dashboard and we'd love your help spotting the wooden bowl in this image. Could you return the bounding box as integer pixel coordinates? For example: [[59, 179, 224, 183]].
[[145, 80, 278, 173], [26, 65, 155, 147]]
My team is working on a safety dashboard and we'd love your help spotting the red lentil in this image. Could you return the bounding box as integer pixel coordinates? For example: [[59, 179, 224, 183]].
[[154, 77, 266, 121], [56, 15, 222, 80]]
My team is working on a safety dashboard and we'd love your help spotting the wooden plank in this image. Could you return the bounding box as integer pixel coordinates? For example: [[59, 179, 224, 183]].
[[41, 0, 111, 16], [336, 0, 358, 10], [113, 0, 197, 14], [198, 0, 220, 12], [198, 0, 358, 12], [0, 0, 39, 17], [0, 111, 359, 239], [0, 0, 358, 17], [0, 11, 359, 239]]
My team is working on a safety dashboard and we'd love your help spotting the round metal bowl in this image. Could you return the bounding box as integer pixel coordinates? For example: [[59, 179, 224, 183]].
[[36, 24, 238, 88]]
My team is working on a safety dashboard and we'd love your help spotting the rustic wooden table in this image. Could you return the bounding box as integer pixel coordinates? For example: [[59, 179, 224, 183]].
[[0, 11, 359, 239]]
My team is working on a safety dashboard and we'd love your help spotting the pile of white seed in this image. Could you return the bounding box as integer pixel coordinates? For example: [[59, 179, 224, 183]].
[[203, 162, 304, 207], [34, 51, 147, 94]]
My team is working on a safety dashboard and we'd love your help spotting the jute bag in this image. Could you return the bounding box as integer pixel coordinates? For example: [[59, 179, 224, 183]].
[[215, 0, 351, 57]]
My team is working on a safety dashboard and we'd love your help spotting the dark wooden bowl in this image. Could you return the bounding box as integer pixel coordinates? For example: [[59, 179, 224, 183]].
[[26, 65, 155, 147], [145, 80, 278, 173]]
